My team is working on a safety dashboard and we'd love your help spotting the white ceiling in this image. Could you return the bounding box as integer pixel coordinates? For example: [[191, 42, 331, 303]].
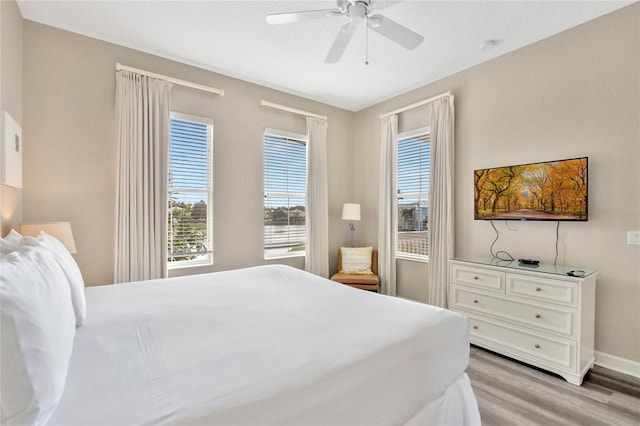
[[17, 0, 633, 111]]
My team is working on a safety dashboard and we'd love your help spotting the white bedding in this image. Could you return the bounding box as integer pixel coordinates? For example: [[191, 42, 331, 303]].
[[49, 265, 480, 425]]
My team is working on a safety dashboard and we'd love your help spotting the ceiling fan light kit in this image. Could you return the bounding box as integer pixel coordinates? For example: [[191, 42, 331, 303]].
[[266, 0, 424, 64]]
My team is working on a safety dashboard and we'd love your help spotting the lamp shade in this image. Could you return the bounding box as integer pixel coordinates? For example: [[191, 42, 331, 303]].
[[341, 203, 361, 221], [17, 222, 77, 254]]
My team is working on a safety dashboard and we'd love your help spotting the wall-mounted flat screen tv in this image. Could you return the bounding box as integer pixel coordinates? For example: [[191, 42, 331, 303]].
[[474, 157, 588, 221]]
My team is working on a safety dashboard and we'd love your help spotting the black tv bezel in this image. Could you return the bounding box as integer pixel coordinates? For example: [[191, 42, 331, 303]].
[[473, 156, 588, 222]]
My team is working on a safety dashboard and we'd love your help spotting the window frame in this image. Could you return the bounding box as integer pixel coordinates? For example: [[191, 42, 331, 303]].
[[263, 128, 308, 260], [167, 111, 214, 270], [396, 126, 431, 263]]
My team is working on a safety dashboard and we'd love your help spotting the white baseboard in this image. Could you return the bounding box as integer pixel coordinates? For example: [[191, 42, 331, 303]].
[[595, 351, 640, 379]]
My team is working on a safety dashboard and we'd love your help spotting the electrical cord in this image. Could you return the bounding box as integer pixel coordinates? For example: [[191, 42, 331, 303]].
[[489, 220, 560, 264], [554, 221, 560, 265], [490, 220, 515, 261], [505, 220, 518, 231]]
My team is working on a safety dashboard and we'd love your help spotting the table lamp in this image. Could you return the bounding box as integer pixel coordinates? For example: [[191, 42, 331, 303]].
[[341, 203, 360, 247]]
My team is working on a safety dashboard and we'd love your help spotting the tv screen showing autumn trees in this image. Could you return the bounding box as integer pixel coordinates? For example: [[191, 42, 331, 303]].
[[474, 157, 588, 221]]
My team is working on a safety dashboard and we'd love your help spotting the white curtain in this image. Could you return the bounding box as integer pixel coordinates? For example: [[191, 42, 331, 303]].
[[305, 116, 329, 278], [427, 95, 455, 308], [114, 70, 173, 283], [378, 115, 398, 296]]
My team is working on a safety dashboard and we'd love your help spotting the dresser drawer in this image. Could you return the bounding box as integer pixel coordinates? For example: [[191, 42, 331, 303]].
[[451, 264, 504, 292], [507, 273, 578, 307], [451, 286, 576, 337], [468, 316, 575, 372]]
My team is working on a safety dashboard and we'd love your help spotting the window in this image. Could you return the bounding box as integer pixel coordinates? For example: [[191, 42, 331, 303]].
[[397, 128, 430, 259], [263, 129, 308, 259], [167, 113, 214, 268]]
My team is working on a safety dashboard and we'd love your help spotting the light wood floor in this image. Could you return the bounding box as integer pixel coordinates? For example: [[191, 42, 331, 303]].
[[467, 346, 640, 426]]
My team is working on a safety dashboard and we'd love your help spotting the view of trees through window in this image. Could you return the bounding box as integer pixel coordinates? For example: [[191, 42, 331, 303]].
[[168, 114, 213, 266], [397, 131, 430, 258], [264, 131, 307, 258]]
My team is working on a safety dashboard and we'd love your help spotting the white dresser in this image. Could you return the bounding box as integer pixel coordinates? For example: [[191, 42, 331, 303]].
[[449, 257, 596, 385]]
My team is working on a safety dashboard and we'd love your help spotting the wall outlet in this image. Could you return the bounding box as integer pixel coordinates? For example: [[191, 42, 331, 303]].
[[627, 231, 640, 245]]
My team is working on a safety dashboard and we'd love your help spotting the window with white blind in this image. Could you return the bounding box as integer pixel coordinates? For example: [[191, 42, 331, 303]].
[[397, 128, 430, 260], [264, 129, 308, 259], [168, 113, 214, 268]]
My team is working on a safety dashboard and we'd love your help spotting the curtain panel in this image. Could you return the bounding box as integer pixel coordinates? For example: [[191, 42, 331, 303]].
[[114, 71, 172, 283], [378, 115, 398, 296], [427, 95, 455, 308], [305, 116, 329, 278]]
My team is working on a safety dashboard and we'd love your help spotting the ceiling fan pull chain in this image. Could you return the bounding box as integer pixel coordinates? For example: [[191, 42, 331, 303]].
[[365, 14, 369, 65]]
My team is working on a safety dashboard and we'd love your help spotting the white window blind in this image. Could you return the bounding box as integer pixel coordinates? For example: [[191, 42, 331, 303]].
[[264, 130, 307, 258], [397, 130, 430, 259], [168, 113, 214, 267]]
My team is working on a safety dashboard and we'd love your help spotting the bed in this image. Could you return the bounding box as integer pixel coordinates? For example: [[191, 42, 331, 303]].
[[1, 234, 480, 425]]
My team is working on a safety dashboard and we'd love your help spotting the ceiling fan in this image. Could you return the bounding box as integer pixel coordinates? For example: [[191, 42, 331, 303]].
[[266, 0, 424, 63]]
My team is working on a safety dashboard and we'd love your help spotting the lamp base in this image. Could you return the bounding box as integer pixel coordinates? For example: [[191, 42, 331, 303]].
[[349, 222, 355, 247]]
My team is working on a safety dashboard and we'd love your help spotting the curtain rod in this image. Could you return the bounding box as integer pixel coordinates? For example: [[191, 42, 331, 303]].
[[260, 100, 327, 120], [380, 90, 453, 119], [116, 63, 224, 96]]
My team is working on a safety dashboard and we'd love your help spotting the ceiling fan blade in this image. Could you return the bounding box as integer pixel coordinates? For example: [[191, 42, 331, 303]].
[[266, 9, 339, 25], [325, 23, 355, 63], [368, 14, 423, 50], [368, 0, 391, 11]]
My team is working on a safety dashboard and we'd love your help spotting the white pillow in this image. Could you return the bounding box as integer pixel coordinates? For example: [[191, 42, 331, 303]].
[[340, 246, 373, 274], [22, 233, 87, 327], [0, 245, 76, 425], [0, 229, 23, 256]]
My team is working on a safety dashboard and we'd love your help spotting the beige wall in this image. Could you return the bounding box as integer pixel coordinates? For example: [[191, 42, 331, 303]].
[[0, 0, 23, 234], [353, 4, 640, 362], [22, 21, 355, 286]]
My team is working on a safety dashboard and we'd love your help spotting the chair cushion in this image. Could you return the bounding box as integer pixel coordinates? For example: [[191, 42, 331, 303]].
[[330, 272, 379, 285]]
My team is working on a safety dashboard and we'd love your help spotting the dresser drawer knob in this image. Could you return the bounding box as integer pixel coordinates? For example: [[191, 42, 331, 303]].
[[473, 325, 478, 330], [473, 276, 479, 280], [535, 314, 541, 319], [534, 344, 540, 349], [535, 287, 542, 292], [473, 299, 478, 304]]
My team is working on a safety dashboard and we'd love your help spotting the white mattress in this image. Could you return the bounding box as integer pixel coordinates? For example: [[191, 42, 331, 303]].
[[49, 265, 479, 425]]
